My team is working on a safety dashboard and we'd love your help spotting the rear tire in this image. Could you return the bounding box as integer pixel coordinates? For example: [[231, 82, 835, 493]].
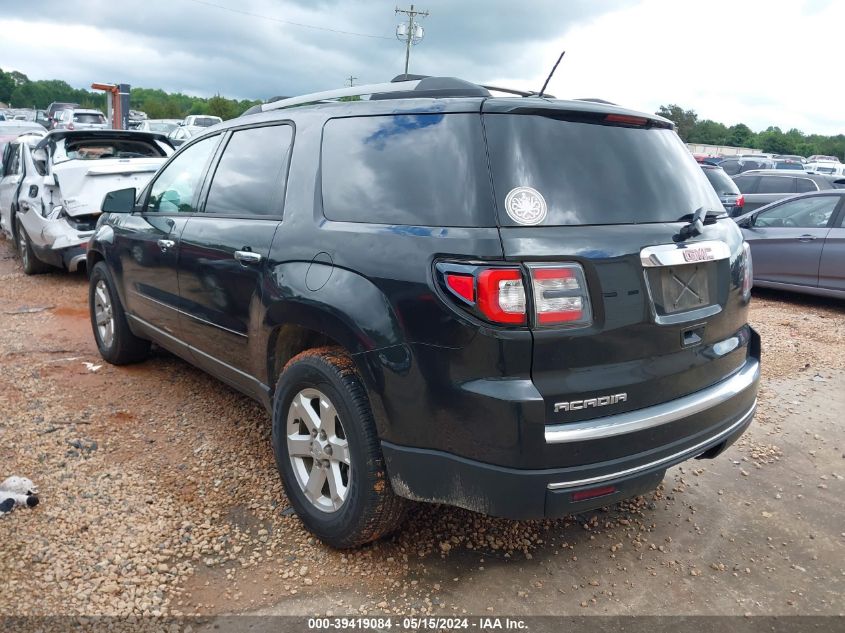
[[15, 216, 50, 275], [272, 347, 408, 548], [89, 261, 150, 365]]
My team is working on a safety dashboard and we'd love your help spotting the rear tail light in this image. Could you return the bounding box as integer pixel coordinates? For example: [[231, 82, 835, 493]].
[[741, 242, 753, 299], [530, 265, 592, 325], [736, 194, 744, 208], [477, 269, 526, 324], [438, 262, 592, 328]]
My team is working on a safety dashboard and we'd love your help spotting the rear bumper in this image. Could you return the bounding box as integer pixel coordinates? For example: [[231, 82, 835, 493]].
[[383, 355, 759, 519]]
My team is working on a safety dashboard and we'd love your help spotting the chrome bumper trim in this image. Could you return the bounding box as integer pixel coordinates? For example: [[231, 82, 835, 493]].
[[545, 360, 759, 444], [547, 400, 756, 490]]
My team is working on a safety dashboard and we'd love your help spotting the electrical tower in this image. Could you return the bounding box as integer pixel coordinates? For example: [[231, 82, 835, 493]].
[[347, 75, 358, 87], [395, 4, 429, 76]]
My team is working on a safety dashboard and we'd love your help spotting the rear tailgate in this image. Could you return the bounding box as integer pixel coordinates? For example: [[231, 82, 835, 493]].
[[483, 103, 754, 464]]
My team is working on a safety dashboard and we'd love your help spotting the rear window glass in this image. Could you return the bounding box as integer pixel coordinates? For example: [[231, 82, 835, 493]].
[[192, 117, 220, 127], [321, 113, 494, 226], [702, 168, 739, 195], [719, 159, 741, 175], [74, 113, 105, 124], [485, 115, 722, 225]]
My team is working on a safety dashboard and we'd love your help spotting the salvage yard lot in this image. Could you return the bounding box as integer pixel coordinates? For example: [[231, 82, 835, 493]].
[[0, 236, 842, 618]]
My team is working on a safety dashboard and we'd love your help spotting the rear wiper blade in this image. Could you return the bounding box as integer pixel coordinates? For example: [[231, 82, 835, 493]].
[[676, 207, 725, 241]]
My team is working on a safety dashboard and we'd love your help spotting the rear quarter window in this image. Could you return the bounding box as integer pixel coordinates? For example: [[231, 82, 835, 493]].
[[320, 113, 494, 226]]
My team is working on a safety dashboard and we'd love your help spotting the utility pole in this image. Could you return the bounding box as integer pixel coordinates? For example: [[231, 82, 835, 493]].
[[395, 4, 428, 77], [347, 76, 358, 87]]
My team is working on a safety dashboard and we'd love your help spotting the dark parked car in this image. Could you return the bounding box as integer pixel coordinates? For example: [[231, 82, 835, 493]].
[[87, 76, 760, 548], [701, 164, 744, 216], [732, 169, 845, 212], [718, 156, 774, 176], [735, 191, 845, 298]]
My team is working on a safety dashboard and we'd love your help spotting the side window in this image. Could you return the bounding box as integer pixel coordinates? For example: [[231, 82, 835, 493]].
[[733, 175, 758, 193], [756, 196, 839, 229], [757, 176, 795, 194], [7, 145, 21, 175], [321, 114, 494, 226], [796, 178, 818, 193], [203, 125, 292, 217], [146, 136, 219, 214]]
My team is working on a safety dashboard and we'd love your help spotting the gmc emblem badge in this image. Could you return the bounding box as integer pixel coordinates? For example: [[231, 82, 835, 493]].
[[682, 247, 714, 263]]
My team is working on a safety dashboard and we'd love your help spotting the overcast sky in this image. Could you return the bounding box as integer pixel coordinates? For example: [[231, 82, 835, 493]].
[[1, 0, 841, 134]]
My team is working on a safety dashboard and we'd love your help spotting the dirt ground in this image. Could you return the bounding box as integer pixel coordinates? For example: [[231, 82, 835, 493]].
[[0, 235, 842, 619]]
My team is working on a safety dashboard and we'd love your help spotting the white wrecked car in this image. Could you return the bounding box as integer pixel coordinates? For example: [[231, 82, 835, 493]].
[[0, 130, 173, 274]]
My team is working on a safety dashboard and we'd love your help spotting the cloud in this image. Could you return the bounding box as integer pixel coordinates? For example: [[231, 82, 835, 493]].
[[0, 0, 841, 135]]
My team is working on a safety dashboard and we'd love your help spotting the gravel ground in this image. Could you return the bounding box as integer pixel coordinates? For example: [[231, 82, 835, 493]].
[[0, 236, 843, 619]]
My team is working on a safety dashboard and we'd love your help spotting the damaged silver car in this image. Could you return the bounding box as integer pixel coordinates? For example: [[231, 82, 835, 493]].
[[0, 130, 173, 274]]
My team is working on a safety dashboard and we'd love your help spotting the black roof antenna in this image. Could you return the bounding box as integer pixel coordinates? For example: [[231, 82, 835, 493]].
[[537, 50, 565, 98]]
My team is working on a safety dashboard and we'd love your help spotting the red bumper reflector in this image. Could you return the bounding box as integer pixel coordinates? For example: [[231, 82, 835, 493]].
[[445, 273, 475, 303], [571, 485, 617, 502]]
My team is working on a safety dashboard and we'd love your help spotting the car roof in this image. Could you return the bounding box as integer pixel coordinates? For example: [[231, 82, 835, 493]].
[[234, 76, 673, 130]]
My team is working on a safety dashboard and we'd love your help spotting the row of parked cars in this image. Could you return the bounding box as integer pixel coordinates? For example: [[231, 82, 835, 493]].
[[698, 158, 844, 298]]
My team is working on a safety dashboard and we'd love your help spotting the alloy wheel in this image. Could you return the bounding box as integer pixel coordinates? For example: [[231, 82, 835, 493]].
[[286, 388, 351, 512], [17, 224, 28, 269], [93, 279, 115, 349]]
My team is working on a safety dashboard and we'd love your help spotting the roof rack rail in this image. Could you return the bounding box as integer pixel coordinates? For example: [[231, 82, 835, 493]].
[[259, 77, 490, 113]]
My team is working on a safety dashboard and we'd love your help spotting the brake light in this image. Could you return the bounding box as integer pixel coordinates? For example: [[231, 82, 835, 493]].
[[604, 113, 648, 127], [477, 269, 526, 324], [736, 194, 744, 208], [529, 264, 592, 326]]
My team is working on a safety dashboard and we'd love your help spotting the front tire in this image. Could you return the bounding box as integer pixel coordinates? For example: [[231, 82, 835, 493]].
[[15, 216, 50, 275], [272, 347, 408, 548], [88, 261, 150, 365]]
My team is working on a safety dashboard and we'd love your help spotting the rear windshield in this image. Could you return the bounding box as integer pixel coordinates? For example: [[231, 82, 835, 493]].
[[192, 117, 220, 127], [53, 138, 167, 163], [321, 113, 494, 226], [74, 113, 105, 124], [702, 167, 739, 195], [485, 115, 722, 225], [775, 161, 804, 170]]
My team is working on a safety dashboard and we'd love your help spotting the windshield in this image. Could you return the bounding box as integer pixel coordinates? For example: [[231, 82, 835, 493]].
[[52, 138, 167, 163], [485, 115, 722, 225], [191, 117, 220, 127], [702, 167, 740, 195], [149, 122, 178, 134]]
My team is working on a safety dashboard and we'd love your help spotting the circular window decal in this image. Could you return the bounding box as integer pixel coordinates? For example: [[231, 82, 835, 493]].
[[505, 187, 547, 225]]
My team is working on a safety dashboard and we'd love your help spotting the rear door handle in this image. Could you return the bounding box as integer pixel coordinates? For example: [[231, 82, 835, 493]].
[[234, 250, 262, 264], [157, 239, 175, 251], [798, 234, 817, 242]]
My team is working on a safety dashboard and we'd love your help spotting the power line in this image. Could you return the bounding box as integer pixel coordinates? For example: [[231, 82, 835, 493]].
[[347, 76, 358, 87], [183, 0, 394, 40]]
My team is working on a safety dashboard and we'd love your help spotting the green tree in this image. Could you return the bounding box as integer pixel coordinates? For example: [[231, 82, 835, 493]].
[[726, 123, 754, 148], [656, 104, 698, 142], [688, 119, 728, 145]]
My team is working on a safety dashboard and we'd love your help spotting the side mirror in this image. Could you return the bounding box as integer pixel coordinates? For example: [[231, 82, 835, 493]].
[[102, 187, 137, 214]]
